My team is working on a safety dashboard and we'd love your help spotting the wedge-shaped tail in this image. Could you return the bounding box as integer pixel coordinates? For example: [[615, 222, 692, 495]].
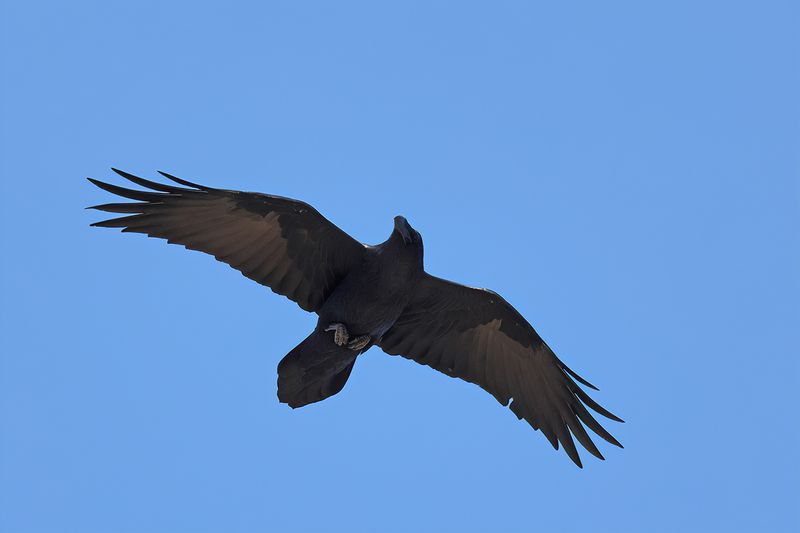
[[278, 329, 358, 408]]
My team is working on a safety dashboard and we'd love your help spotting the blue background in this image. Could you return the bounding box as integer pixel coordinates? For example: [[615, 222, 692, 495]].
[[1, 2, 798, 532]]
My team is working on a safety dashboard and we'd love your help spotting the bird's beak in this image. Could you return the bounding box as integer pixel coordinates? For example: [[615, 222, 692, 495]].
[[394, 215, 413, 245]]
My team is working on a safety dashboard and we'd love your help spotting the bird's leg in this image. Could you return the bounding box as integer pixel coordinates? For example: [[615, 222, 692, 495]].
[[347, 335, 371, 351], [324, 323, 349, 346], [324, 323, 370, 350]]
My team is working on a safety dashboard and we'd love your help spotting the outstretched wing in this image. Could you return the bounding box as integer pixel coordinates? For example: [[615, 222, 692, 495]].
[[379, 273, 623, 467], [88, 169, 365, 312]]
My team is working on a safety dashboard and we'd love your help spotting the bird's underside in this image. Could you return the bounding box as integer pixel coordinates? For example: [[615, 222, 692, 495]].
[[88, 168, 623, 467]]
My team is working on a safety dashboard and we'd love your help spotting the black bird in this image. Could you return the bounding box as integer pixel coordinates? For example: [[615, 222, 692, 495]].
[[88, 169, 623, 467]]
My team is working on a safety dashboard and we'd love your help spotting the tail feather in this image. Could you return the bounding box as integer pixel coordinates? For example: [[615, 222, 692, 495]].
[[278, 330, 358, 408]]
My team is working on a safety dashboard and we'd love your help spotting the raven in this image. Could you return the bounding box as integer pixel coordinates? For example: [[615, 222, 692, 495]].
[[88, 169, 623, 467]]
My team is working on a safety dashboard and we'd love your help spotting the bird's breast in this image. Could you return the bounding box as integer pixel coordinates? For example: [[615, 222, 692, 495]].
[[317, 254, 421, 338]]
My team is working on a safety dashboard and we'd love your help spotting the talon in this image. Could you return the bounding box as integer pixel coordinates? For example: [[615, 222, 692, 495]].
[[347, 335, 371, 351], [325, 323, 349, 346]]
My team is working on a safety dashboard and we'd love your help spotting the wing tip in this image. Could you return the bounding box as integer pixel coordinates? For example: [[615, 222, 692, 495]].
[[89, 219, 118, 228], [567, 449, 583, 468], [157, 170, 209, 190], [86, 177, 117, 195], [559, 359, 600, 391]]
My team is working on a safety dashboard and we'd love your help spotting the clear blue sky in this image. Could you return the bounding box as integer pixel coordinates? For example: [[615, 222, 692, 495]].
[[1, 1, 798, 532]]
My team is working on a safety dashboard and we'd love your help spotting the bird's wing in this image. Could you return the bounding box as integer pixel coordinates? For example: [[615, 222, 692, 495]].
[[88, 169, 365, 312], [379, 273, 623, 467]]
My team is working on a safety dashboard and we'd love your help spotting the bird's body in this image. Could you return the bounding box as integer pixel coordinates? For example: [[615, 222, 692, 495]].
[[89, 169, 623, 467], [318, 222, 422, 342]]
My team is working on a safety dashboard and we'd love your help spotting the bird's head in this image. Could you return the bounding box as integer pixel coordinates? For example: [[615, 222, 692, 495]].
[[393, 215, 422, 246], [390, 215, 424, 268]]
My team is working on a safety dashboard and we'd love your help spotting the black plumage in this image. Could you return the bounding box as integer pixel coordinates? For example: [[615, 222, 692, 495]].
[[89, 169, 623, 467]]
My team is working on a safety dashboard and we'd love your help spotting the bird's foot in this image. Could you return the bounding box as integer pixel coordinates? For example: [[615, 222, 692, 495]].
[[347, 335, 371, 351], [324, 323, 349, 346]]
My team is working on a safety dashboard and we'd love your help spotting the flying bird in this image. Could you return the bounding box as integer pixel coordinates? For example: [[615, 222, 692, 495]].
[[88, 169, 623, 467]]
